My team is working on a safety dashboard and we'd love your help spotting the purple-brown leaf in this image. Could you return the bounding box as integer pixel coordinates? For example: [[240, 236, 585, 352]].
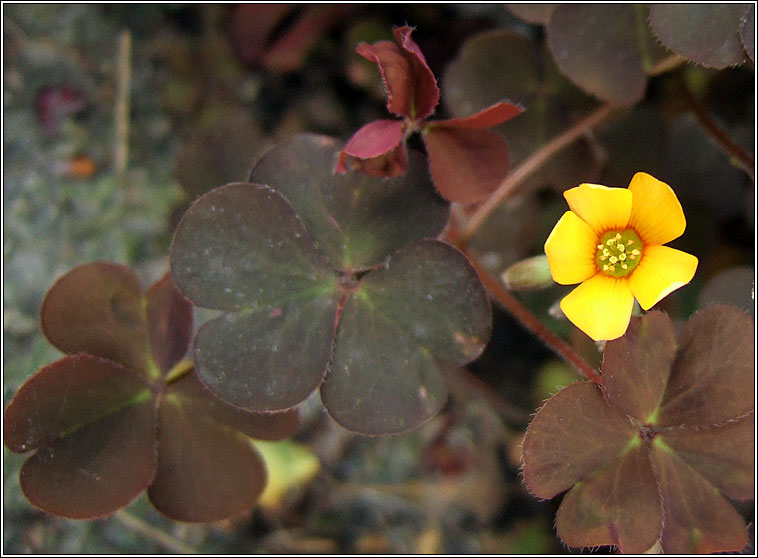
[[423, 125, 511, 204], [146, 273, 193, 376], [657, 305, 754, 427], [522, 381, 636, 499], [555, 444, 661, 553], [601, 311, 676, 421], [651, 445, 749, 553], [392, 26, 440, 119], [40, 262, 150, 374], [356, 39, 414, 117], [19, 398, 156, 519]]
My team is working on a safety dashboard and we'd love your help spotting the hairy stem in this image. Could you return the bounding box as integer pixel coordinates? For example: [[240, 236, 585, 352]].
[[676, 70, 754, 179], [463, 249, 601, 384], [459, 103, 617, 247]]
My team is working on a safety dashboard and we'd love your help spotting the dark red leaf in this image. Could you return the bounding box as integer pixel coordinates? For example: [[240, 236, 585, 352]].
[[432, 101, 523, 130], [345, 143, 408, 178], [555, 444, 661, 553], [146, 273, 193, 376], [335, 119, 407, 174], [4, 355, 151, 454], [393, 26, 440, 119], [19, 398, 156, 519], [423, 125, 510, 204], [356, 39, 414, 117], [651, 445, 749, 553], [148, 394, 267, 522], [601, 311, 676, 421], [657, 305, 754, 427], [522, 381, 637, 499], [167, 370, 300, 441], [40, 262, 150, 374]]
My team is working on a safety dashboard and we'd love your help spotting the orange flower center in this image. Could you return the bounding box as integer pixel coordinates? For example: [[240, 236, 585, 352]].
[[595, 229, 643, 278]]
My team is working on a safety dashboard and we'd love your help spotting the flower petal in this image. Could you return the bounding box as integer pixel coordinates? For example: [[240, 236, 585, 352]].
[[560, 275, 635, 341], [628, 245, 698, 310], [544, 211, 599, 285], [563, 183, 632, 235], [628, 172, 686, 245]]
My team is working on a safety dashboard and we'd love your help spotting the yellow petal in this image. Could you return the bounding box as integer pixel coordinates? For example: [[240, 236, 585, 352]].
[[563, 183, 632, 235], [627, 172, 686, 246], [544, 211, 599, 285], [628, 245, 698, 310], [560, 275, 635, 341]]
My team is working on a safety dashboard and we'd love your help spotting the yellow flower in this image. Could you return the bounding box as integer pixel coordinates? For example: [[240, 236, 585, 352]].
[[544, 172, 698, 341]]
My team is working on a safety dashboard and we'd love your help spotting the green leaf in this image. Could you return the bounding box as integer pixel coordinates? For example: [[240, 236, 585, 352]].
[[40, 262, 151, 374], [649, 4, 748, 69], [650, 445, 749, 553], [546, 5, 660, 105], [171, 182, 338, 312], [601, 311, 676, 421], [657, 305, 754, 427], [522, 381, 636, 499], [248, 134, 450, 271], [556, 444, 661, 553]]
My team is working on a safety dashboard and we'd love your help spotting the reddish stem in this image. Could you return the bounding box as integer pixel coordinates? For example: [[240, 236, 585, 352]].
[[463, 248, 601, 384]]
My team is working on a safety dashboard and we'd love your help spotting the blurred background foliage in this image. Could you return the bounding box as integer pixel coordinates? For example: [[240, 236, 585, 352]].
[[3, 4, 754, 553]]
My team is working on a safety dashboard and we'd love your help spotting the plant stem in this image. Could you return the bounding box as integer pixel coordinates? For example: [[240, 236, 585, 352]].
[[675, 70, 754, 180], [112, 509, 198, 554], [114, 29, 132, 185], [459, 103, 617, 247], [463, 248, 601, 384]]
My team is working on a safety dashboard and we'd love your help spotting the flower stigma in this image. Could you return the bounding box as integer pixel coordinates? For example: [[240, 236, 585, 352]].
[[595, 229, 643, 278]]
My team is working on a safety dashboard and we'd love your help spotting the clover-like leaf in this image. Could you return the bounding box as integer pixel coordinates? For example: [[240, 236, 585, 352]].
[[40, 262, 150, 374], [4, 263, 299, 522], [249, 134, 450, 272], [322, 240, 491, 434], [649, 4, 749, 69], [546, 4, 668, 105], [4, 355, 156, 519], [522, 307, 753, 553], [172, 135, 491, 434]]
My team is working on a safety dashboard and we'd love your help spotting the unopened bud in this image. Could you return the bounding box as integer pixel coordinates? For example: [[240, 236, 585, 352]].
[[501, 255, 554, 291]]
